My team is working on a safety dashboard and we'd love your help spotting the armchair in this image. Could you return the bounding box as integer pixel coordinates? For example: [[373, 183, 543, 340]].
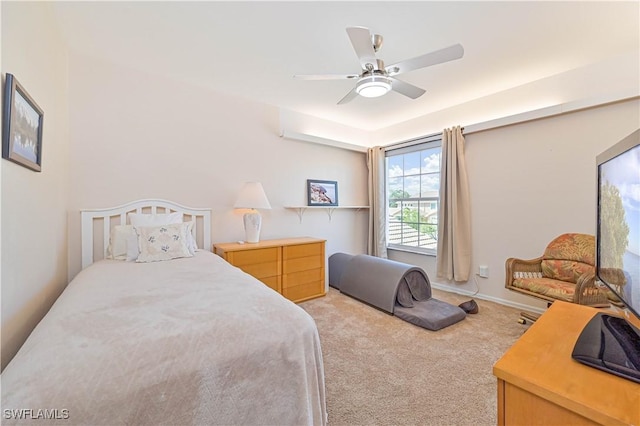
[[505, 233, 609, 324]]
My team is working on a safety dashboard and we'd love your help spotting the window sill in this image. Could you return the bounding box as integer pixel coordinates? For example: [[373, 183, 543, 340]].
[[387, 246, 436, 257]]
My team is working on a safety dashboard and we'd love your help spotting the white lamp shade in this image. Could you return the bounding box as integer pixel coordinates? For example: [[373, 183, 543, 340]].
[[234, 182, 271, 210]]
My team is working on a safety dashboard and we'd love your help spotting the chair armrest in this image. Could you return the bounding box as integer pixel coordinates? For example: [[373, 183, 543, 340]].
[[597, 268, 628, 306], [574, 272, 609, 307], [505, 256, 543, 289]]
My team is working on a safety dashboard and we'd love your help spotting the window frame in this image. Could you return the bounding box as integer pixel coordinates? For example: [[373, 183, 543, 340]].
[[385, 136, 442, 256]]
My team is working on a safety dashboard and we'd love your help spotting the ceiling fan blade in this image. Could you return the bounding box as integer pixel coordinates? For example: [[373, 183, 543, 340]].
[[390, 77, 426, 99], [346, 26, 379, 70], [294, 74, 360, 80], [337, 88, 359, 105], [386, 44, 464, 75]]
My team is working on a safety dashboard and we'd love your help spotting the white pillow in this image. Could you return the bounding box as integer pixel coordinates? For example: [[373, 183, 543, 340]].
[[129, 212, 198, 254], [106, 225, 137, 260], [184, 221, 198, 254], [125, 233, 140, 262], [135, 222, 193, 263], [129, 212, 183, 227]]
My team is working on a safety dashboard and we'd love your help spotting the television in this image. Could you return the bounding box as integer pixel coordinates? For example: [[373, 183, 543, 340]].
[[572, 129, 640, 383]]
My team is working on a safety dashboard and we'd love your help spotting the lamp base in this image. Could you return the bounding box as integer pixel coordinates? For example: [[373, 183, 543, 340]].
[[243, 211, 262, 243]]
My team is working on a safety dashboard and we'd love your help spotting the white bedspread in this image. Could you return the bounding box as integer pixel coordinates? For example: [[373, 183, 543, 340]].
[[1, 251, 327, 425]]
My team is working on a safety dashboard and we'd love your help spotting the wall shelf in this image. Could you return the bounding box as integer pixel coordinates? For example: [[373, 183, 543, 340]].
[[284, 206, 369, 223]]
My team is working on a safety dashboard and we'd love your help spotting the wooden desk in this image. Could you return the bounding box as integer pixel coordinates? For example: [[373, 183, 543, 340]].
[[493, 301, 640, 425]]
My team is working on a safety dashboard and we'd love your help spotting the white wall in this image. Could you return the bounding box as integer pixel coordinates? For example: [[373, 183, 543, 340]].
[[66, 52, 369, 280], [389, 99, 640, 311], [1, 2, 70, 370]]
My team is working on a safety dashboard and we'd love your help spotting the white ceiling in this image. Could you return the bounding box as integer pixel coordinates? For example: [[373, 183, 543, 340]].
[[51, 1, 640, 131]]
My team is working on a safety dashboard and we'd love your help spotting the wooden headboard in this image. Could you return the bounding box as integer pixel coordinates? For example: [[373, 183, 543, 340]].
[[81, 199, 212, 269]]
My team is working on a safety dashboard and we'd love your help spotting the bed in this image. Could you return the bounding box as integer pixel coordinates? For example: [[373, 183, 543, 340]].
[[1, 199, 327, 425]]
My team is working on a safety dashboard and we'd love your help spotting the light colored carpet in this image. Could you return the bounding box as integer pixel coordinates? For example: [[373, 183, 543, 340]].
[[300, 287, 529, 426]]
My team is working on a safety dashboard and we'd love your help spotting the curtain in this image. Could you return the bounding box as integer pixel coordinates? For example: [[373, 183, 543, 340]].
[[437, 126, 471, 281], [367, 146, 387, 258]]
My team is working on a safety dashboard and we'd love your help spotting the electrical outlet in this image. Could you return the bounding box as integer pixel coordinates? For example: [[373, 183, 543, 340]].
[[479, 265, 489, 278]]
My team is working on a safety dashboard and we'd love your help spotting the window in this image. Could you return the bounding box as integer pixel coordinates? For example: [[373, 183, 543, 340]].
[[386, 139, 441, 254]]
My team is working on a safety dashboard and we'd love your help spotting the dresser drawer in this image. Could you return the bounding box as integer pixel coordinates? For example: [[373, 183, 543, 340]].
[[240, 262, 279, 280], [282, 280, 325, 303], [283, 265, 325, 303], [284, 255, 323, 274], [226, 247, 280, 281], [229, 247, 279, 266], [283, 242, 324, 259], [259, 275, 282, 293], [283, 268, 323, 289]]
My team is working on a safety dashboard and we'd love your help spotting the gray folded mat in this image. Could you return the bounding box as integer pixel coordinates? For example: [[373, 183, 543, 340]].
[[329, 253, 465, 330]]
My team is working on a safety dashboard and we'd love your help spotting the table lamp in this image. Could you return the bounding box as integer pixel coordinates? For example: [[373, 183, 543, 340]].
[[234, 182, 271, 243]]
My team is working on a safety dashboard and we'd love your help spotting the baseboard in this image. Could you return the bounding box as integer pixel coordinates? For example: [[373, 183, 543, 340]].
[[430, 282, 546, 315]]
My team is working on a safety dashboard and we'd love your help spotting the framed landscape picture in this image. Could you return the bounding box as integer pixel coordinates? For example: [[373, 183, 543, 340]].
[[2, 73, 44, 172], [307, 179, 338, 206]]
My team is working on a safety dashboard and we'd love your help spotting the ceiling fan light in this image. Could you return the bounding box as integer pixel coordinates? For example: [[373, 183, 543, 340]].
[[356, 76, 392, 98]]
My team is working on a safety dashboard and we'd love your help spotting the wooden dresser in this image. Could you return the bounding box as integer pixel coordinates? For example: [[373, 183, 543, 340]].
[[493, 301, 640, 426], [213, 237, 326, 303]]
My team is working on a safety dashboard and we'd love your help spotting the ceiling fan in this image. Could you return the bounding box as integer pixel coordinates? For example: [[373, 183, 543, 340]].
[[294, 26, 464, 105]]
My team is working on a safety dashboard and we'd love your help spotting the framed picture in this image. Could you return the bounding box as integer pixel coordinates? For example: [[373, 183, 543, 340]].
[[2, 73, 44, 172], [307, 179, 338, 206]]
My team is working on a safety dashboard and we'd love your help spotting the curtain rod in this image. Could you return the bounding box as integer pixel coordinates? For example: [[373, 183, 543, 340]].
[[384, 127, 465, 150], [384, 131, 441, 149]]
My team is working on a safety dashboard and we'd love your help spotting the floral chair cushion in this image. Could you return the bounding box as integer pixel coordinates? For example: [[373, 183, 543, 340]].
[[543, 233, 595, 263], [512, 277, 576, 303], [541, 233, 595, 283], [541, 259, 594, 283]]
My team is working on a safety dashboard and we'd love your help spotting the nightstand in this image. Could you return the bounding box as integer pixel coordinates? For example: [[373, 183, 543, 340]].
[[213, 237, 326, 303]]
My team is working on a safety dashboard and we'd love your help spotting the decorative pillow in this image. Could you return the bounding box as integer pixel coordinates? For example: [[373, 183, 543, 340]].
[[129, 212, 197, 254], [135, 222, 193, 263], [543, 233, 595, 265], [106, 225, 137, 260]]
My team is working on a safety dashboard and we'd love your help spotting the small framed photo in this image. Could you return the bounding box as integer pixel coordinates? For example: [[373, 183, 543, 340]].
[[307, 179, 338, 206], [2, 73, 44, 172]]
